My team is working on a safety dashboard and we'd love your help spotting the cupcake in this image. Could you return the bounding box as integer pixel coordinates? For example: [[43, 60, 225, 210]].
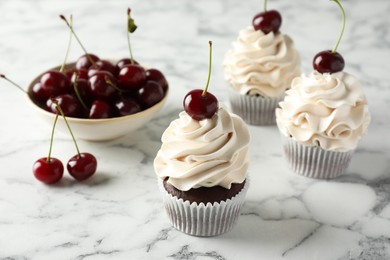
[[154, 42, 250, 236], [276, 71, 370, 178], [276, 0, 370, 179], [223, 6, 300, 125]]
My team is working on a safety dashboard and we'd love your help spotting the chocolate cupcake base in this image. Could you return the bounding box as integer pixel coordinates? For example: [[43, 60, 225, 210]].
[[281, 135, 354, 179], [229, 87, 284, 126], [158, 178, 249, 237]]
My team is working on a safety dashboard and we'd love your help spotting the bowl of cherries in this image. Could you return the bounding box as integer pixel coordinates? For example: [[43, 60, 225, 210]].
[[26, 11, 168, 141]]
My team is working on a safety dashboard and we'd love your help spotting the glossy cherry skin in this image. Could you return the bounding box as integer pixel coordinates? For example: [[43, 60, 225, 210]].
[[40, 71, 71, 98], [252, 10, 282, 34], [114, 97, 141, 116], [137, 81, 164, 108], [89, 100, 112, 119], [30, 82, 47, 105], [183, 89, 219, 121], [313, 50, 345, 74], [88, 60, 116, 78], [118, 64, 147, 90], [46, 94, 82, 117], [115, 58, 139, 75], [33, 157, 64, 184], [65, 68, 88, 82], [67, 153, 97, 181], [75, 53, 100, 70], [88, 71, 117, 101], [146, 69, 168, 93]]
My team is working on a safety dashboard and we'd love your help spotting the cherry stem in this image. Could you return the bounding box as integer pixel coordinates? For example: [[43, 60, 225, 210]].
[[0, 74, 27, 94], [127, 8, 135, 65], [331, 0, 345, 53], [105, 76, 124, 93], [60, 15, 96, 66], [72, 73, 88, 110], [202, 41, 213, 97], [264, 0, 267, 12], [52, 99, 81, 157], [47, 113, 59, 162], [60, 15, 73, 73]]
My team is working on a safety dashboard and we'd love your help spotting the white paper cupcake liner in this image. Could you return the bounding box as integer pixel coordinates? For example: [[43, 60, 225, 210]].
[[281, 135, 354, 179], [229, 87, 284, 126], [158, 178, 249, 237]]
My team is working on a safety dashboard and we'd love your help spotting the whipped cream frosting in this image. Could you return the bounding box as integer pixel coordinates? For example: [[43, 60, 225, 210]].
[[223, 26, 300, 97], [154, 108, 250, 191], [276, 71, 370, 152]]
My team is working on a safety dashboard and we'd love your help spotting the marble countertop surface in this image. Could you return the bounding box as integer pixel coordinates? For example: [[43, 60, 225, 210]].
[[0, 0, 389, 259]]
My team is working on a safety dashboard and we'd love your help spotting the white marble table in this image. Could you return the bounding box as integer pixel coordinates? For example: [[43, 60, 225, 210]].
[[0, 0, 389, 259]]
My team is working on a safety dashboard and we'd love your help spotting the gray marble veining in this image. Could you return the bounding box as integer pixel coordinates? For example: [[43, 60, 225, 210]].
[[0, 0, 389, 259]]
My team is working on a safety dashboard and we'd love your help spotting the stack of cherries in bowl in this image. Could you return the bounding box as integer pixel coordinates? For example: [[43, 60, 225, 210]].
[[25, 11, 169, 141], [29, 54, 168, 119]]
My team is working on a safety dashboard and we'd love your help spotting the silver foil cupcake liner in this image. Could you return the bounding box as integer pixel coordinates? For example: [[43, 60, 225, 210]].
[[228, 87, 284, 125], [158, 178, 249, 237], [281, 135, 354, 179]]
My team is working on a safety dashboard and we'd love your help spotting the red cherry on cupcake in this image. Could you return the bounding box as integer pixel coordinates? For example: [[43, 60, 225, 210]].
[[183, 41, 218, 121], [252, 0, 282, 34], [313, 0, 345, 74]]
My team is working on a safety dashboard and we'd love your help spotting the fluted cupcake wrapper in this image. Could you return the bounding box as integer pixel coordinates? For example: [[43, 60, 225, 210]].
[[281, 135, 354, 179], [158, 178, 249, 237], [228, 87, 284, 126]]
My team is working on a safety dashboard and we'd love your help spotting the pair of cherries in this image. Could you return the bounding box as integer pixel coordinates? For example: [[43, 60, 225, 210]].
[[0, 75, 97, 184], [33, 100, 97, 184], [251, 0, 345, 74]]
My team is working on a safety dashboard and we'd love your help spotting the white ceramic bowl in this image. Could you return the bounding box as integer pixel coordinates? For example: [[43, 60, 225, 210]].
[[26, 61, 168, 141]]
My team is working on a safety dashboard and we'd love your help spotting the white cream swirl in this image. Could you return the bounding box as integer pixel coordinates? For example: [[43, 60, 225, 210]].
[[154, 108, 250, 191], [276, 71, 370, 152], [223, 26, 300, 97]]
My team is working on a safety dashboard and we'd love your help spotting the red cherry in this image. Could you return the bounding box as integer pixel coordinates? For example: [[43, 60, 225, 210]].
[[252, 10, 282, 34], [146, 68, 168, 93], [183, 89, 218, 121], [114, 97, 141, 116], [115, 58, 139, 75], [313, 1, 346, 74], [75, 54, 100, 70], [67, 153, 97, 181], [88, 71, 117, 101], [47, 95, 82, 117], [89, 100, 112, 119], [118, 64, 147, 90], [33, 157, 64, 184], [40, 71, 71, 98], [88, 60, 116, 77], [313, 50, 345, 74], [137, 81, 164, 108], [30, 82, 47, 105]]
